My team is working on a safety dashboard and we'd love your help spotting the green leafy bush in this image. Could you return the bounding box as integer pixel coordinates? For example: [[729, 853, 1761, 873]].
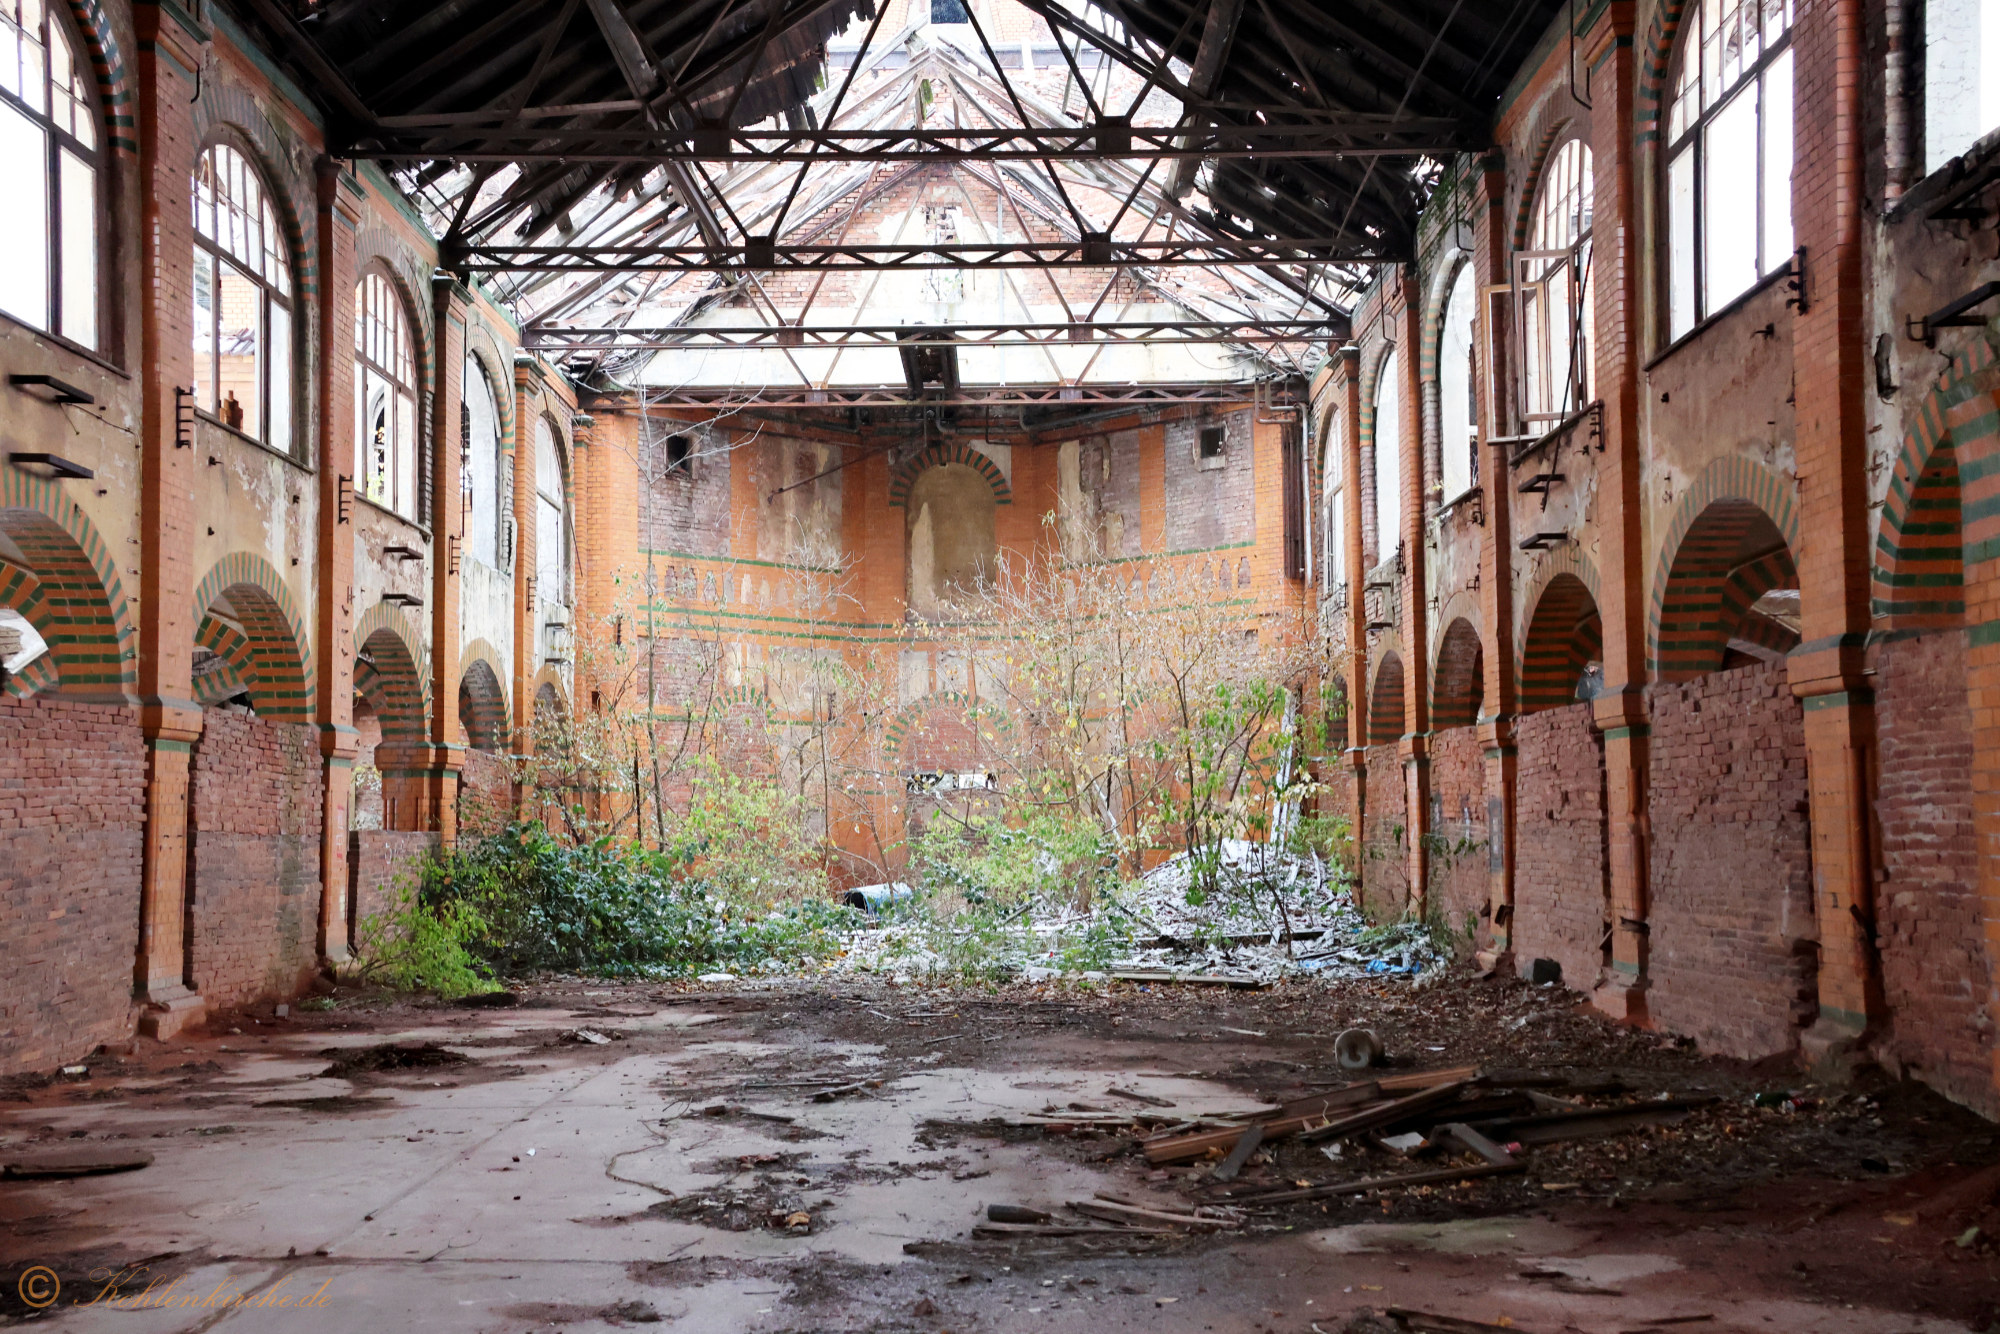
[[352, 876, 497, 998]]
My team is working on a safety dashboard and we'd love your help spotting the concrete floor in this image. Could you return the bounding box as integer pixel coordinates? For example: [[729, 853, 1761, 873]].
[[0, 979, 1992, 1333]]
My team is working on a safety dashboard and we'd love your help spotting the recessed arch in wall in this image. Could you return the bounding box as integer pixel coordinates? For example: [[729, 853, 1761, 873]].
[[1520, 573, 1603, 712], [352, 602, 428, 741], [458, 645, 509, 753], [905, 461, 999, 622], [1432, 617, 1485, 730], [1369, 651, 1406, 745], [1648, 456, 1804, 677], [189, 553, 313, 721], [0, 468, 135, 696], [887, 441, 1012, 508]]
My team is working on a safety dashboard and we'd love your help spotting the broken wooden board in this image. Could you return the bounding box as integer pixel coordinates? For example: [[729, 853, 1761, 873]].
[[2, 1148, 154, 1179], [969, 1221, 1175, 1239], [1295, 1081, 1476, 1145], [1142, 1069, 1479, 1164], [1067, 1199, 1238, 1231], [1106, 971, 1269, 989], [1211, 1123, 1264, 1181], [1437, 1122, 1516, 1167], [1230, 1159, 1524, 1206], [1473, 1097, 1716, 1146]]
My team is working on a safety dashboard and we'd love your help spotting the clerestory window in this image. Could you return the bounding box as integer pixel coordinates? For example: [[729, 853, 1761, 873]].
[[354, 268, 422, 521], [1517, 138, 1594, 424], [1665, 0, 1795, 339], [193, 142, 293, 451], [1926, 0, 2000, 174], [0, 0, 98, 348]]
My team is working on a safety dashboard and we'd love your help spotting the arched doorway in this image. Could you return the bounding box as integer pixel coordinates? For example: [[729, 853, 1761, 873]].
[[1520, 574, 1602, 712], [1432, 617, 1484, 729]]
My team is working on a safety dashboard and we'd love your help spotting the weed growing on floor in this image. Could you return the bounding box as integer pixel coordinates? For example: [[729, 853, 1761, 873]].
[[352, 876, 497, 998]]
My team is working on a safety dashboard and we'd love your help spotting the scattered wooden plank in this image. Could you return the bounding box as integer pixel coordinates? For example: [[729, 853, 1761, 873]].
[[987, 1205, 1053, 1224], [1106, 1086, 1176, 1107], [1068, 1200, 1239, 1231], [1211, 1123, 1263, 1181], [1142, 1070, 1480, 1164], [1233, 1159, 1524, 1207], [1107, 970, 1268, 989], [969, 1221, 1174, 1239], [1383, 1306, 1536, 1333], [1473, 1097, 1715, 1145], [1296, 1080, 1475, 1144], [2, 1148, 153, 1179], [1437, 1122, 1516, 1167]]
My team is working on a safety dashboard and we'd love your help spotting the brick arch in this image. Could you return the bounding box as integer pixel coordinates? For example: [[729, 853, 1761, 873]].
[[352, 603, 428, 741], [1369, 652, 1405, 744], [1635, 0, 1696, 147], [459, 654, 508, 753], [60, 0, 134, 156], [1420, 249, 1472, 379], [1432, 617, 1484, 729], [1520, 573, 1603, 712], [356, 254, 435, 393], [466, 333, 516, 447], [0, 470, 136, 695], [1515, 542, 1601, 666], [888, 442, 1012, 508], [880, 690, 1014, 762], [1873, 335, 2000, 626], [531, 667, 570, 723], [191, 554, 312, 721], [1648, 457, 1802, 675]]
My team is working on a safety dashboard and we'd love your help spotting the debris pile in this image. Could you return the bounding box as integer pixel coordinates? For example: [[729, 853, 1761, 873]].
[[828, 841, 1445, 985]]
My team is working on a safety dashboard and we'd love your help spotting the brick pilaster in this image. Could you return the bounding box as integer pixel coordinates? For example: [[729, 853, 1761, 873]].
[[1394, 270, 1432, 911], [511, 357, 542, 750], [1472, 154, 1521, 970], [1788, 0, 1886, 1060], [313, 161, 365, 963], [425, 276, 470, 842], [1334, 345, 1368, 909], [132, 3, 208, 1035], [1585, 6, 1653, 1021]]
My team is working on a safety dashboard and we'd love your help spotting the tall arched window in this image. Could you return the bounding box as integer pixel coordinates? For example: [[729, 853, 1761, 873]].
[[1322, 405, 1345, 589], [0, 0, 99, 348], [193, 143, 293, 451], [1438, 263, 1477, 501], [1926, 0, 2000, 174], [1665, 0, 1794, 339], [355, 269, 420, 520], [534, 418, 569, 607], [1372, 350, 1401, 567], [463, 354, 502, 568], [1519, 138, 1593, 423]]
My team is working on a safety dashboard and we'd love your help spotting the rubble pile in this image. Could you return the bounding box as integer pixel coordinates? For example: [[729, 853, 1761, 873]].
[[826, 841, 1448, 985]]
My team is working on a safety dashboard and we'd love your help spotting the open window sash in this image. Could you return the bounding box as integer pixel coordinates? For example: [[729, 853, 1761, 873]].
[[1513, 238, 1593, 426]]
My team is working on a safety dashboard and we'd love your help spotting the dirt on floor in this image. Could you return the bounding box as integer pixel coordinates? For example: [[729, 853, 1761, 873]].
[[0, 969, 1995, 1334]]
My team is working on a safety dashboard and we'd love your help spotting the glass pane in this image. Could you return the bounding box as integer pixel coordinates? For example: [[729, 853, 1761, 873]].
[[1327, 491, 1345, 586], [216, 260, 262, 438], [363, 367, 391, 505], [57, 145, 91, 346], [1373, 352, 1400, 561], [1702, 87, 1760, 314], [4, 0, 45, 113], [267, 299, 291, 454], [1438, 266, 1475, 501], [1669, 146, 1696, 336], [1927, 0, 1989, 172], [395, 389, 416, 519], [1760, 48, 1794, 274], [264, 200, 288, 294], [538, 494, 564, 600], [193, 247, 215, 409], [0, 102, 48, 330]]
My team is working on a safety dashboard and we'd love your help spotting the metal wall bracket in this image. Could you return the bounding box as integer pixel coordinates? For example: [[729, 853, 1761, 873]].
[[175, 387, 196, 448], [1784, 246, 1809, 314], [8, 452, 94, 479], [10, 374, 94, 405]]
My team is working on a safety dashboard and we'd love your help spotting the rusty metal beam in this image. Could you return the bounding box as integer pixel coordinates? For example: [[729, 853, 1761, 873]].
[[461, 238, 1399, 273], [522, 318, 1343, 351]]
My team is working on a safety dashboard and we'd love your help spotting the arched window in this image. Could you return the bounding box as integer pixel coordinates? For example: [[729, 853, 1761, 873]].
[[1438, 263, 1477, 501], [1665, 0, 1794, 339], [462, 354, 502, 569], [1519, 138, 1593, 423], [1322, 405, 1345, 589], [193, 143, 293, 451], [1372, 350, 1401, 567], [0, 0, 100, 347], [534, 418, 569, 607], [354, 269, 420, 520]]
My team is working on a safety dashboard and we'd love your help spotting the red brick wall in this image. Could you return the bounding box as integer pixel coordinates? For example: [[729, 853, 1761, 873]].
[[1359, 742, 1409, 917], [349, 831, 441, 936], [0, 697, 146, 1075], [458, 747, 515, 839], [187, 712, 326, 1009], [1872, 630, 1995, 1116], [1512, 702, 1606, 988], [1644, 663, 1816, 1059], [1426, 724, 1489, 948]]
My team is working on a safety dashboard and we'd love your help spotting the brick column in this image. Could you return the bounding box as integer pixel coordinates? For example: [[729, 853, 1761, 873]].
[[1585, 8, 1653, 1023], [132, 4, 207, 1037], [511, 357, 548, 751], [1333, 346, 1368, 909], [313, 161, 365, 963], [424, 276, 470, 842], [1790, 0, 1886, 1065], [1472, 155, 1522, 971], [1395, 271, 1432, 913]]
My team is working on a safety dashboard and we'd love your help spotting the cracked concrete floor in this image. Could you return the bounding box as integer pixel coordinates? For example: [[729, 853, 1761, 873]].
[[1, 976, 1995, 1333]]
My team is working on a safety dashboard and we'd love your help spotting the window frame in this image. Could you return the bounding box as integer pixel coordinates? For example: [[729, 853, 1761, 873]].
[[0, 0, 102, 350], [1662, 0, 1796, 341], [192, 137, 297, 454], [353, 264, 425, 524], [1436, 259, 1479, 502], [1514, 136, 1594, 427]]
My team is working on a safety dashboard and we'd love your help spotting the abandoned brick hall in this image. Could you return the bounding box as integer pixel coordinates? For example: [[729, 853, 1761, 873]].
[[3, 0, 2000, 1327]]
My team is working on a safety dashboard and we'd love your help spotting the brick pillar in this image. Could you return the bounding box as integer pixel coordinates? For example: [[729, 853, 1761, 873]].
[[313, 160, 365, 963], [1957, 375, 2000, 1105], [1395, 271, 1432, 913], [1472, 154, 1522, 971], [511, 358, 541, 751], [1585, 8, 1653, 1023], [425, 276, 470, 842], [1790, 0, 1886, 1065], [1332, 346, 1368, 909], [132, 4, 207, 1037]]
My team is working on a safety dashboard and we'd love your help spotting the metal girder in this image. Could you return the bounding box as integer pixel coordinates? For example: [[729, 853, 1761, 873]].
[[522, 318, 1342, 351], [458, 238, 1399, 273], [347, 119, 1473, 164], [624, 382, 1290, 407]]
